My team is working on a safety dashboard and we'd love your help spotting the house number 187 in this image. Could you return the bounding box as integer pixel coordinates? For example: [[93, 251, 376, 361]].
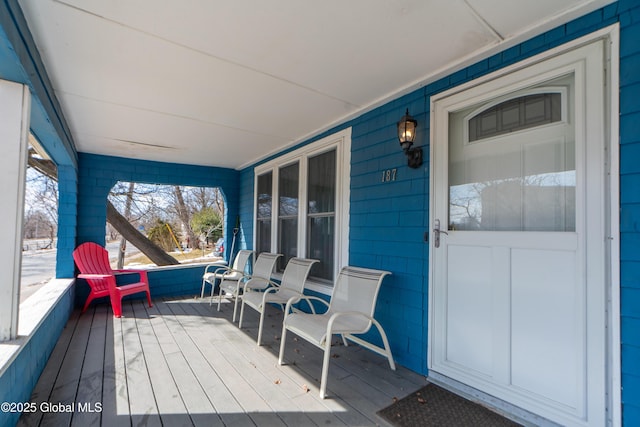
[[381, 168, 397, 182]]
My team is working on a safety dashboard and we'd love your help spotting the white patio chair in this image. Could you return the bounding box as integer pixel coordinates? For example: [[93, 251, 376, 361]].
[[278, 266, 394, 398], [200, 249, 254, 322], [239, 257, 318, 346], [228, 252, 282, 321]]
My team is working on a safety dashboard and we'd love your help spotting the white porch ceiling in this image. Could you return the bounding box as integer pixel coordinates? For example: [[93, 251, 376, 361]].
[[18, 0, 612, 169]]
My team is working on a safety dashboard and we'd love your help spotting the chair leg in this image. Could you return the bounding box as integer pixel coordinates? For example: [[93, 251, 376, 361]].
[[256, 308, 265, 346], [232, 294, 240, 322], [238, 300, 246, 328], [200, 280, 206, 299], [374, 320, 396, 371], [278, 325, 288, 365], [146, 289, 153, 308], [320, 340, 332, 399], [110, 294, 123, 318], [209, 281, 216, 306], [82, 293, 94, 313]]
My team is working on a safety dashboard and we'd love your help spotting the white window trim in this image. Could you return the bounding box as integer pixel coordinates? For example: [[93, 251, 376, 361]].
[[253, 128, 351, 295]]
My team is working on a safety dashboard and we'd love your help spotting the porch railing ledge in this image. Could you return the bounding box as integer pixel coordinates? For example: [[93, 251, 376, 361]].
[[145, 259, 227, 272], [0, 278, 74, 377]]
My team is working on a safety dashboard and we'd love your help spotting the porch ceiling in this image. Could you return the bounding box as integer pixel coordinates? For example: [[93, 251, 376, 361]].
[[18, 0, 612, 169]]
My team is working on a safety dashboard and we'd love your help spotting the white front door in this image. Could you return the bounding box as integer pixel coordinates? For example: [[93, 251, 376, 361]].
[[429, 41, 606, 427]]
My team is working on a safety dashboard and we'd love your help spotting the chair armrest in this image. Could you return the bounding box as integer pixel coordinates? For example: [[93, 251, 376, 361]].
[[243, 276, 278, 292], [260, 286, 301, 305], [283, 295, 329, 316], [217, 267, 246, 277], [204, 263, 230, 275], [77, 273, 112, 280], [113, 269, 149, 282]]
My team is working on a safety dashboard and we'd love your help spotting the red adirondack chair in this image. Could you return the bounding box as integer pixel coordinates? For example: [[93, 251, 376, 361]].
[[73, 242, 152, 318]]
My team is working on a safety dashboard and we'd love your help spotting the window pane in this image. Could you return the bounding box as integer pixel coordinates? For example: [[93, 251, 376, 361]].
[[256, 172, 272, 254], [278, 163, 299, 270], [469, 93, 562, 142], [308, 150, 336, 281], [257, 219, 271, 254], [308, 216, 334, 281], [308, 150, 336, 213], [279, 163, 299, 216], [257, 172, 272, 220], [279, 218, 298, 269], [450, 80, 575, 232]]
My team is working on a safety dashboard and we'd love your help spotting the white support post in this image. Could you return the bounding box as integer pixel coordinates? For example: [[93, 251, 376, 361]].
[[0, 80, 30, 341]]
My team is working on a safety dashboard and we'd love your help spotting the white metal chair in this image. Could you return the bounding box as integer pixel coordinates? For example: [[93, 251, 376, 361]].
[[278, 266, 394, 398], [200, 250, 254, 322], [239, 257, 318, 345], [229, 252, 282, 322]]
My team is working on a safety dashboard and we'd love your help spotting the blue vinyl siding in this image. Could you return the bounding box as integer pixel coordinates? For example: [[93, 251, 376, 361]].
[[347, 92, 428, 374], [619, 0, 640, 423], [0, 285, 74, 427], [56, 165, 78, 279], [238, 168, 255, 251]]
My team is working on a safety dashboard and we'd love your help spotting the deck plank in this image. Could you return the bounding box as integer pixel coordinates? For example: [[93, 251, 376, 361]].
[[100, 305, 130, 427], [172, 299, 321, 427], [149, 300, 229, 426], [130, 300, 194, 427], [119, 301, 161, 426], [188, 300, 352, 426], [158, 299, 269, 426], [39, 305, 93, 427], [192, 299, 378, 427], [70, 305, 108, 427], [18, 309, 82, 427], [19, 295, 425, 427]]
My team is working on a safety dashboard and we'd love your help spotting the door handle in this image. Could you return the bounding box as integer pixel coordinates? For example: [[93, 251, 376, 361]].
[[433, 219, 448, 248]]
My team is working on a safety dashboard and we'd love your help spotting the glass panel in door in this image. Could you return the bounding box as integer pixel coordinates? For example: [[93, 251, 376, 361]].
[[448, 76, 575, 232]]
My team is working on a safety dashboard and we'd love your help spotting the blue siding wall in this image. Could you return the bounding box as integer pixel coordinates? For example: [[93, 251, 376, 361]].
[[56, 165, 78, 278], [348, 92, 428, 374], [238, 168, 255, 251], [75, 153, 240, 302], [619, 0, 640, 423], [238, 2, 640, 423], [0, 286, 74, 427]]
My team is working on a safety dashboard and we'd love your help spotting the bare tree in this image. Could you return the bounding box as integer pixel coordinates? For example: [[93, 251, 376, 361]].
[[106, 202, 179, 265], [173, 186, 199, 249], [116, 182, 135, 269], [25, 164, 58, 247]]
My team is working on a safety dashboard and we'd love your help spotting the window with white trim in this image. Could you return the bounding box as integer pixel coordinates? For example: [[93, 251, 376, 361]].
[[254, 128, 350, 290]]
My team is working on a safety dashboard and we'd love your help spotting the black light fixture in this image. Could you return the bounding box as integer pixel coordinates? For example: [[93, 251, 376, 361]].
[[397, 108, 422, 168]]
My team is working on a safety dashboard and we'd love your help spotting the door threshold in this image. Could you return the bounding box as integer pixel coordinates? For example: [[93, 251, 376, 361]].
[[427, 372, 562, 427]]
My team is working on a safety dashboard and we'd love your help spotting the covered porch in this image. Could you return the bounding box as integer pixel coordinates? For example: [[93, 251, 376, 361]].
[[19, 296, 425, 426], [1, 0, 639, 426]]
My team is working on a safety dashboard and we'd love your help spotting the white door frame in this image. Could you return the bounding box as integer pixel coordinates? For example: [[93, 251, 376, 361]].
[[427, 25, 620, 426]]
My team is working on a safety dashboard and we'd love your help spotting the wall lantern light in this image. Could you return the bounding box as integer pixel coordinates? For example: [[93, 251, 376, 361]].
[[397, 108, 422, 168]]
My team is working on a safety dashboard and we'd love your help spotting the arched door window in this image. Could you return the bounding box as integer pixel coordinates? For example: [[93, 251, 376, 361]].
[[466, 89, 565, 143]]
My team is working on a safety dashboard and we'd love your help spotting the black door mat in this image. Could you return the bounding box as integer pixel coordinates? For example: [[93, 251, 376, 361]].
[[377, 383, 523, 427]]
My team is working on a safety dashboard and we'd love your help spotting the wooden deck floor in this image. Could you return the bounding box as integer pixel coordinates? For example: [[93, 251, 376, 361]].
[[18, 295, 426, 427]]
